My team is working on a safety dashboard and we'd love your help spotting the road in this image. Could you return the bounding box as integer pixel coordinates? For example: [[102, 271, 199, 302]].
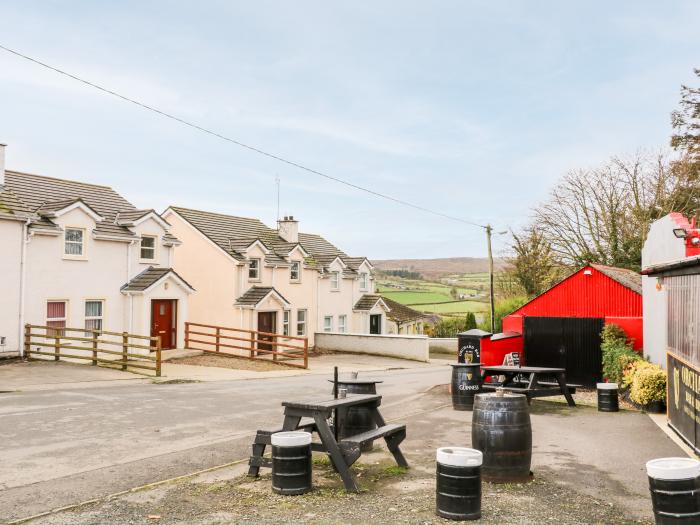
[[0, 366, 449, 522]]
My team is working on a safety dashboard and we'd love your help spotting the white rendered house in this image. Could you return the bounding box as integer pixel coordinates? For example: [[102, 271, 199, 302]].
[[0, 145, 194, 356]]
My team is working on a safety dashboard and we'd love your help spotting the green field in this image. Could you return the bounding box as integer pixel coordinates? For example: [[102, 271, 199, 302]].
[[419, 301, 486, 314]]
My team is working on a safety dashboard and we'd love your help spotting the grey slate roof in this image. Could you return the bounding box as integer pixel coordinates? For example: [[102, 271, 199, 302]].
[[354, 294, 385, 311], [382, 296, 425, 323], [235, 286, 290, 306], [121, 267, 194, 292], [0, 184, 34, 219], [591, 264, 642, 294], [115, 209, 159, 224]]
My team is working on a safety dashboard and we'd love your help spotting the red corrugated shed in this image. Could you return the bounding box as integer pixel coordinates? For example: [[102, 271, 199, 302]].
[[502, 264, 643, 350]]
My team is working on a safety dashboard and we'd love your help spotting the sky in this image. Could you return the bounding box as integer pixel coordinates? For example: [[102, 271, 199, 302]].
[[1, 1, 698, 259]]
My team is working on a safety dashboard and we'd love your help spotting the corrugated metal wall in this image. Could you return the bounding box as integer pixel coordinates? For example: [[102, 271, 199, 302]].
[[667, 274, 700, 368]]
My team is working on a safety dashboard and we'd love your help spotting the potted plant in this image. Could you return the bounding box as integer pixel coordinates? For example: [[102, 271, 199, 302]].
[[628, 361, 667, 413]]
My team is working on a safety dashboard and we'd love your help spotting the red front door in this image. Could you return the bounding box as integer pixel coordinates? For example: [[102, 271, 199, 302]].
[[151, 300, 177, 350]]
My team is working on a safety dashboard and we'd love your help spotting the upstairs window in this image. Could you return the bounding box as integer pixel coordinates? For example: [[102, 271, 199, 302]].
[[331, 271, 340, 290], [297, 309, 307, 336], [290, 261, 301, 282], [360, 272, 369, 291], [64, 228, 84, 256], [140, 236, 156, 260], [248, 258, 260, 280], [324, 316, 333, 332], [85, 300, 104, 333], [47, 301, 67, 336]]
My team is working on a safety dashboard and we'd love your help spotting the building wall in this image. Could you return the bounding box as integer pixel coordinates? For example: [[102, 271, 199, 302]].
[[0, 219, 24, 354], [131, 277, 191, 352], [315, 332, 429, 362]]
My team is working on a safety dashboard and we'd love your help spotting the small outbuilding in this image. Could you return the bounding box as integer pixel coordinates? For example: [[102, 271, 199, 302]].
[[502, 264, 642, 386]]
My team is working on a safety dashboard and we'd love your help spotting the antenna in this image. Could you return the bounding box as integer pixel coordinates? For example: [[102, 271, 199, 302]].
[[275, 176, 281, 226]]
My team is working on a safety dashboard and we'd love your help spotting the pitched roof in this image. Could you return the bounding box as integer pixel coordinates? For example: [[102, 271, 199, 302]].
[[121, 267, 194, 292], [0, 185, 34, 219], [235, 286, 290, 306], [381, 296, 426, 323], [591, 264, 642, 294], [354, 294, 387, 311]]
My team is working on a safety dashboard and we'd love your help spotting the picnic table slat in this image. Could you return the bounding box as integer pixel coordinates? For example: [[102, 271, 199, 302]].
[[282, 393, 381, 410]]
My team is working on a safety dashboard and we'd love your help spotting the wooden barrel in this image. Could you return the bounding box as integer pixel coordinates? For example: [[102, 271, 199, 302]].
[[597, 383, 619, 412], [271, 431, 312, 495], [471, 392, 532, 483], [647, 458, 700, 524], [330, 379, 382, 451], [451, 363, 482, 411]]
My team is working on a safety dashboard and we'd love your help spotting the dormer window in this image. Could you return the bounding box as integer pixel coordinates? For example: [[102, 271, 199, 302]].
[[140, 235, 157, 261], [331, 271, 340, 290], [248, 258, 260, 280], [290, 261, 301, 282], [360, 272, 369, 291], [64, 228, 85, 257]]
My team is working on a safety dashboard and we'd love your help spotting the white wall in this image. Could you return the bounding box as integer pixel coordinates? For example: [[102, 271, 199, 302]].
[[428, 337, 457, 355], [314, 332, 429, 362], [0, 219, 24, 354]]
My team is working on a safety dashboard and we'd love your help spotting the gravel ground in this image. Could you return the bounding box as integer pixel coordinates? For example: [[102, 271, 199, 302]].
[[168, 355, 300, 372]]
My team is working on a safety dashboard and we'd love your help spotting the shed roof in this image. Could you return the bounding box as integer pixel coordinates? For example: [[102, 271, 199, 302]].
[[381, 296, 425, 323], [235, 286, 290, 306], [121, 267, 194, 292], [590, 264, 642, 294]]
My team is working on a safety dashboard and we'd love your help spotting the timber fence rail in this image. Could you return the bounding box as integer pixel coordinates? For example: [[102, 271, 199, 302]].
[[185, 322, 308, 369], [24, 324, 161, 377]]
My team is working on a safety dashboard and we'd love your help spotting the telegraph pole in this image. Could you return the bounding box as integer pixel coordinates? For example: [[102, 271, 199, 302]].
[[486, 224, 495, 333]]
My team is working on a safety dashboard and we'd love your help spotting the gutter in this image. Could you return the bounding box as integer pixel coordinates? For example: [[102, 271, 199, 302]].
[[642, 255, 700, 276]]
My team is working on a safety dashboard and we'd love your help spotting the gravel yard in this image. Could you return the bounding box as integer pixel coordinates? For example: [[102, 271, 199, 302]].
[[168, 354, 300, 372]]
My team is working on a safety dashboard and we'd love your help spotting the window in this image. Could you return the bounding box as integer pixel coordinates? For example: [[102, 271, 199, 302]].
[[330, 271, 340, 290], [360, 272, 369, 291], [338, 315, 347, 333], [84, 300, 104, 333], [47, 301, 67, 336], [290, 261, 301, 282], [140, 235, 156, 260], [64, 228, 84, 256], [248, 258, 260, 280], [296, 309, 307, 336], [324, 316, 333, 332], [283, 310, 290, 336]]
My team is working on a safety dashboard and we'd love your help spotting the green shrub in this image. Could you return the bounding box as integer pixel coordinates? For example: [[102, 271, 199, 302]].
[[428, 316, 473, 338], [628, 361, 667, 405], [601, 324, 641, 384], [479, 296, 528, 333], [465, 312, 477, 330]]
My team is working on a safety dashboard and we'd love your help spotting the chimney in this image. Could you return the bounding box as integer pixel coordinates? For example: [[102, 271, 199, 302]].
[[0, 144, 6, 186], [278, 215, 299, 243]]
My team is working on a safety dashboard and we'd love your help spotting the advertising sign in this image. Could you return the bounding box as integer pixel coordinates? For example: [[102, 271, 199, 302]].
[[667, 352, 700, 453]]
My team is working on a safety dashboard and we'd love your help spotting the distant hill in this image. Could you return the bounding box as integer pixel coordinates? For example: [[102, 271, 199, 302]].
[[372, 257, 507, 280]]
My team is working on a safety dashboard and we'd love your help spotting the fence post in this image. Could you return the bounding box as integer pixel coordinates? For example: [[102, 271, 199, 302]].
[[24, 324, 31, 360], [184, 322, 190, 349], [91, 331, 98, 366], [303, 337, 308, 369], [122, 332, 128, 371], [54, 333, 60, 362], [250, 331, 255, 358], [215, 327, 221, 353], [156, 336, 162, 377], [273, 334, 278, 362]]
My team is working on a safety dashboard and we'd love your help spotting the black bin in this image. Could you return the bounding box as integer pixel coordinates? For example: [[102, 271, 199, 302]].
[[271, 431, 312, 495], [647, 458, 700, 524], [436, 447, 483, 521], [597, 382, 619, 412], [451, 363, 482, 411], [330, 378, 383, 451], [457, 330, 491, 364]]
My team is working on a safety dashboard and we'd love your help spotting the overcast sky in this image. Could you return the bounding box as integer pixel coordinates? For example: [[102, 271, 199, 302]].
[[1, 2, 698, 259]]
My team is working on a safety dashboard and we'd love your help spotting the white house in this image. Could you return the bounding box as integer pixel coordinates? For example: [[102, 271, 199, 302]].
[[0, 144, 194, 356], [162, 207, 386, 344]]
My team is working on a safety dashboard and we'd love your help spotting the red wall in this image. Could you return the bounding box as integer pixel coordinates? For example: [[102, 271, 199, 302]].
[[481, 334, 523, 366]]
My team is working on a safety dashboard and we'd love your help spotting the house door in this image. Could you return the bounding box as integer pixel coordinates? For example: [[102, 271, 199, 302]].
[[257, 312, 277, 351], [151, 300, 177, 350], [370, 314, 382, 335]]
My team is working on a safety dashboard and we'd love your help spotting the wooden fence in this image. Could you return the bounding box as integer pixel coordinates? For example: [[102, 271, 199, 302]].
[[24, 324, 161, 377], [185, 322, 308, 369]]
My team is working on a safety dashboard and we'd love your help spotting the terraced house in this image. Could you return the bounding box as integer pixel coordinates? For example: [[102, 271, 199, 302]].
[[0, 144, 193, 356], [162, 207, 382, 344]]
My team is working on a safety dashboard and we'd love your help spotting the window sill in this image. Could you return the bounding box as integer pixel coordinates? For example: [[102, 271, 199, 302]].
[[62, 255, 88, 261], [330, 289, 340, 292], [139, 259, 157, 264], [248, 278, 262, 283], [290, 280, 302, 284]]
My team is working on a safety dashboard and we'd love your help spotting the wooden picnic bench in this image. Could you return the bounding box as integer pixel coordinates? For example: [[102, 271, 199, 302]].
[[480, 365, 578, 407], [248, 393, 407, 492]]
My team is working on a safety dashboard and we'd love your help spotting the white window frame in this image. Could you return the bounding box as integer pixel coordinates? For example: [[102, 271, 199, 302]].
[[323, 315, 333, 332], [283, 310, 290, 336], [330, 271, 340, 291], [290, 261, 301, 282], [84, 300, 104, 334], [47, 300, 68, 336], [248, 258, 261, 280], [359, 272, 369, 291], [338, 315, 347, 333], [64, 227, 86, 259], [139, 235, 157, 262], [296, 309, 307, 336]]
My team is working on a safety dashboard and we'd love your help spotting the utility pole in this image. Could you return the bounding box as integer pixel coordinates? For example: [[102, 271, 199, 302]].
[[275, 176, 280, 225], [486, 224, 495, 334]]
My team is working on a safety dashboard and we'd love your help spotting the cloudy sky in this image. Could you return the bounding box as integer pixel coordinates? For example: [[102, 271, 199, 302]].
[[1, 1, 698, 259]]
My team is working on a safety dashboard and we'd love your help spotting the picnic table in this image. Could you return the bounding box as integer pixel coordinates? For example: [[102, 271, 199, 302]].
[[247, 393, 407, 492], [480, 365, 577, 407]]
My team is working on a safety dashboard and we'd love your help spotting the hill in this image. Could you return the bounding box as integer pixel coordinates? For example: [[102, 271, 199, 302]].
[[372, 257, 507, 280]]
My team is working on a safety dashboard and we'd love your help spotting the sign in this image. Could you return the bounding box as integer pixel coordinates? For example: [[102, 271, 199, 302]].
[[458, 340, 480, 364], [667, 352, 700, 453]]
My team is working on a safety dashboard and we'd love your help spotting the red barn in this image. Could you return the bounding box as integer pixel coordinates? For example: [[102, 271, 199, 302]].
[[502, 264, 642, 386]]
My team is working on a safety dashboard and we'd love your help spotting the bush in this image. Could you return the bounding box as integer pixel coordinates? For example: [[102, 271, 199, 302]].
[[427, 316, 473, 338], [601, 324, 641, 384], [479, 296, 528, 333], [465, 312, 477, 330], [628, 361, 667, 405]]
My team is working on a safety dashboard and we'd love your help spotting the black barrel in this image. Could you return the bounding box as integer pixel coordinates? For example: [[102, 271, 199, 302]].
[[647, 458, 700, 524], [597, 382, 619, 412], [271, 431, 312, 495], [436, 447, 483, 521], [330, 379, 383, 451], [451, 363, 483, 411], [471, 392, 532, 483]]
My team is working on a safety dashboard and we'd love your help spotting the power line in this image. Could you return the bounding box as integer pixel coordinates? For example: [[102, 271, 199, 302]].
[[0, 43, 488, 229]]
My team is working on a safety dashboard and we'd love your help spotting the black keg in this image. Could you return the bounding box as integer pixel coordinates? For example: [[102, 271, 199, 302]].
[[647, 458, 700, 524], [472, 392, 532, 483], [271, 431, 312, 495], [597, 382, 619, 412], [330, 379, 382, 451], [451, 363, 483, 411], [436, 447, 483, 521]]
